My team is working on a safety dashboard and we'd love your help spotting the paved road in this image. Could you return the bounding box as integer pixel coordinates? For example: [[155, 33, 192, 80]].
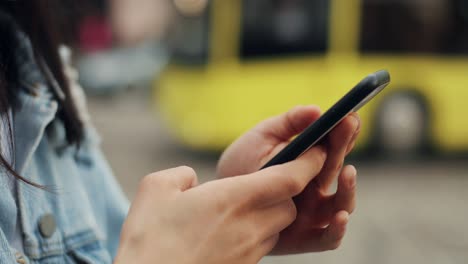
[[88, 89, 468, 264]]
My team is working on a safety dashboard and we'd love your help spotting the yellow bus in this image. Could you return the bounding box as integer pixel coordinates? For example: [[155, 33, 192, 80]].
[[155, 0, 468, 155]]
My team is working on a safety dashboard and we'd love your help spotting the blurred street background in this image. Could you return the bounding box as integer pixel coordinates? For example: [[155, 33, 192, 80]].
[[89, 86, 468, 264], [75, 0, 468, 263]]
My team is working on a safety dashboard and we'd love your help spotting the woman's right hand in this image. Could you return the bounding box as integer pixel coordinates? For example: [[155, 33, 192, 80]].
[[114, 146, 327, 264]]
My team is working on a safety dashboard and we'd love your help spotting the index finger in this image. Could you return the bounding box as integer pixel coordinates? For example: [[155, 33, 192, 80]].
[[315, 114, 359, 190], [253, 105, 321, 142], [232, 146, 327, 207]]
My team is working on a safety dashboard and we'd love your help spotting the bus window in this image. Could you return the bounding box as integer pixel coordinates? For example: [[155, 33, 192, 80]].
[[169, 7, 210, 64], [240, 0, 329, 59], [360, 0, 468, 54]]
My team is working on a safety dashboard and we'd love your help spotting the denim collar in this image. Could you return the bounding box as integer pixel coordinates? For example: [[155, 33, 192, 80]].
[[12, 31, 58, 175]]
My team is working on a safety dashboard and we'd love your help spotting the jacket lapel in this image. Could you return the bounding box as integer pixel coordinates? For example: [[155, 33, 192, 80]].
[[13, 86, 57, 175]]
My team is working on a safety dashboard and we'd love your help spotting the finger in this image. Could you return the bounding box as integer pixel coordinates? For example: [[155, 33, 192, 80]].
[[253, 105, 321, 142], [315, 165, 357, 222], [334, 165, 357, 214], [254, 200, 297, 239], [315, 114, 359, 191], [233, 146, 327, 206], [318, 211, 349, 251], [273, 210, 349, 254], [346, 114, 361, 155], [142, 166, 199, 193], [345, 137, 357, 156]]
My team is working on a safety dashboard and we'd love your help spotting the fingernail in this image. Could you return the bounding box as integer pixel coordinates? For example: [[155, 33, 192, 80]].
[[348, 175, 356, 189], [320, 145, 328, 158], [350, 113, 361, 133], [346, 166, 357, 188], [339, 211, 350, 223], [343, 213, 350, 223]]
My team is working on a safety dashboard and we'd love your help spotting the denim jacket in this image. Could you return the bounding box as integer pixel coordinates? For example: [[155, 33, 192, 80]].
[[0, 27, 129, 263]]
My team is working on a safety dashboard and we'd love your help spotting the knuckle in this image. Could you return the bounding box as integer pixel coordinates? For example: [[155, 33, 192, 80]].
[[177, 165, 197, 176], [232, 225, 253, 249], [139, 172, 163, 189], [179, 165, 198, 183], [284, 175, 304, 195], [303, 147, 327, 169], [247, 224, 264, 247], [138, 166, 198, 191]]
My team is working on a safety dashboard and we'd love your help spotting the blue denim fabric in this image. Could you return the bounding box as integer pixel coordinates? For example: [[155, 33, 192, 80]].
[[0, 27, 129, 263]]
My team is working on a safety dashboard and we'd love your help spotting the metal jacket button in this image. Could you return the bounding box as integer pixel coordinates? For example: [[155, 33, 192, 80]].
[[15, 252, 27, 264], [38, 214, 56, 238]]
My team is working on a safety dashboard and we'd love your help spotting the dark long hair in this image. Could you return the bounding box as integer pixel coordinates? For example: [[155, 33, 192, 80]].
[[0, 0, 84, 187]]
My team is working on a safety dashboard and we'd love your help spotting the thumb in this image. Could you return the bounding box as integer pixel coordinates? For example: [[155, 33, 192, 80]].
[[254, 105, 321, 142]]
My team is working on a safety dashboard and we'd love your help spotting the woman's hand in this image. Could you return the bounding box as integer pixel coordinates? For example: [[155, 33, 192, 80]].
[[115, 146, 327, 264], [217, 105, 361, 254]]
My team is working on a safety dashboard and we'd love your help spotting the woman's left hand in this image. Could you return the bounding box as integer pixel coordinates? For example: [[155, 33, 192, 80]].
[[217, 105, 361, 254]]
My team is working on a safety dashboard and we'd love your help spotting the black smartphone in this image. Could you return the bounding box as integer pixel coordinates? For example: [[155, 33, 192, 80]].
[[260, 70, 390, 169]]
